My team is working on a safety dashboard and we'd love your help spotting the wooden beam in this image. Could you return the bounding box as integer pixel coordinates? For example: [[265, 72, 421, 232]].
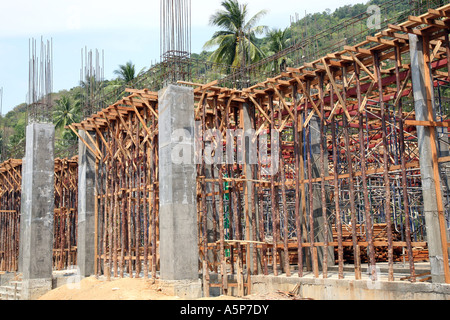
[[322, 58, 352, 121], [247, 94, 272, 124], [438, 156, 450, 164], [404, 120, 450, 127], [68, 125, 100, 160], [347, 51, 376, 81]]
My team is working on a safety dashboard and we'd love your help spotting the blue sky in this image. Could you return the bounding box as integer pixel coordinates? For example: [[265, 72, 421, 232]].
[[0, 0, 366, 115]]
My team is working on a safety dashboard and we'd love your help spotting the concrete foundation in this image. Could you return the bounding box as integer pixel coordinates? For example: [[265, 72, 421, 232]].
[[250, 274, 450, 300], [20, 123, 55, 300], [21, 278, 53, 300], [77, 130, 97, 278], [157, 279, 203, 299], [158, 84, 199, 281]]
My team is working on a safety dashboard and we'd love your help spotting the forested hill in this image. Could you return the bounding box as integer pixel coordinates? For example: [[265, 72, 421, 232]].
[[0, 0, 445, 160]]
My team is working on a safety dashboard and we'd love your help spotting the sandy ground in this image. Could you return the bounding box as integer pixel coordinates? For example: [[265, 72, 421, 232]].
[[38, 276, 304, 300], [39, 277, 175, 300], [38, 276, 244, 300]]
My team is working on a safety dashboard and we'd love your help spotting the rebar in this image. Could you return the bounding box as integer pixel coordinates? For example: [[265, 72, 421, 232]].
[[160, 0, 191, 85], [28, 37, 53, 124], [80, 47, 105, 118]]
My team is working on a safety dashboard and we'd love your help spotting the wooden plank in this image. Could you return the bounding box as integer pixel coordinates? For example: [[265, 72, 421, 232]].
[[247, 94, 272, 124], [294, 77, 324, 123], [347, 51, 376, 81], [68, 125, 101, 160], [405, 120, 450, 127], [438, 156, 450, 163]]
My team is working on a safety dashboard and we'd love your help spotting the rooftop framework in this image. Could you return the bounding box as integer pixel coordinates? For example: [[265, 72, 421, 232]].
[[0, 157, 78, 272], [70, 3, 450, 292], [71, 89, 160, 279], [73, 0, 449, 123], [189, 3, 450, 293]]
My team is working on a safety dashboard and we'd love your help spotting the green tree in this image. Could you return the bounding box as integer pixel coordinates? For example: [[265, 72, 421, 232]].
[[203, 0, 268, 68], [6, 112, 26, 159], [113, 61, 146, 83], [265, 28, 291, 73], [53, 95, 80, 132]]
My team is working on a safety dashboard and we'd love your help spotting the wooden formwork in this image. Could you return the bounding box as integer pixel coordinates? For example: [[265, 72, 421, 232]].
[[53, 157, 79, 270], [0, 160, 22, 272], [190, 4, 450, 295], [70, 4, 450, 294], [70, 89, 160, 279], [0, 157, 79, 272]]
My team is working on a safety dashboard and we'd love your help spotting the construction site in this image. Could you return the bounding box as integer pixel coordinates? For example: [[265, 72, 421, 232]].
[[0, 0, 449, 301]]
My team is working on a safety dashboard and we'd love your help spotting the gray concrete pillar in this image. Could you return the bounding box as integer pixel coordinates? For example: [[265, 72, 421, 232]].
[[77, 130, 97, 278], [310, 115, 335, 269], [409, 33, 448, 283], [158, 84, 199, 281], [18, 157, 26, 273], [242, 103, 258, 273], [439, 128, 450, 242], [20, 123, 55, 299]]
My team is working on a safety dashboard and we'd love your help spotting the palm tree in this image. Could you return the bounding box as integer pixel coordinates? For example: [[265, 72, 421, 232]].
[[113, 61, 146, 83], [53, 95, 80, 132], [203, 0, 268, 68], [265, 28, 291, 73]]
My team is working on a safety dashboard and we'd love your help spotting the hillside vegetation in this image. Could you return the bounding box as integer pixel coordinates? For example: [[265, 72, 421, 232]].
[[0, 0, 444, 160]]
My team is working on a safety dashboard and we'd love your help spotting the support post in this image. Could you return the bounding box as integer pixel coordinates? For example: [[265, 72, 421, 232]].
[[309, 116, 335, 270], [409, 34, 450, 284], [158, 84, 202, 298], [18, 157, 26, 273], [20, 123, 55, 300], [77, 130, 97, 278]]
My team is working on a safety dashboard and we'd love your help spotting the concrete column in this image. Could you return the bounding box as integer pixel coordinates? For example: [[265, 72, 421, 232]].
[[439, 128, 450, 242], [310, 115, 335, 268], [409, 34, 448, 283], [77, 130, 97, 277], [242, 103, 258, 273], [158, 85, 199, 282], [20, 123, 55, 299], [18, 157, 26, 273]]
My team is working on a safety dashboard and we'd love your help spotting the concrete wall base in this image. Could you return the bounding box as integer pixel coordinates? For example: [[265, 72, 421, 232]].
[[250, 275, 450, 300], [21, 278, 52, 300], [0, 273, 16, 286], [158, 279, 203, 299]]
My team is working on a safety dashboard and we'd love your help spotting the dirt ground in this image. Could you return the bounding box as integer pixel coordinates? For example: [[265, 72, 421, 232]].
[[38, 276, 304, 300], [38, 276, 243, 300]]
